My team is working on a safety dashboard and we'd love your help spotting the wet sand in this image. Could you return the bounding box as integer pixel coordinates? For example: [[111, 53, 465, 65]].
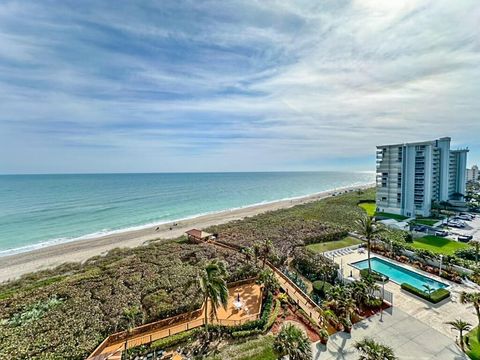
[[0, 183, 373, 283]]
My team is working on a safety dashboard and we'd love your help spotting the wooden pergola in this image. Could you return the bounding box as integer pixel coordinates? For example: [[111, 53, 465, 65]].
[[185, 229, 214, 243]]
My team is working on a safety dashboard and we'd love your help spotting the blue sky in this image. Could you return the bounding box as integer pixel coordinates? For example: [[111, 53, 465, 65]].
[[0, 0, 479, 174]]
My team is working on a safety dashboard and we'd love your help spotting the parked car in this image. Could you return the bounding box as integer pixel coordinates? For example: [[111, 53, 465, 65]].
[[458, 215, 472, 221], [435, 230, 448, 237], [413, 225, 427, 232], [458, 235, 473, 242]]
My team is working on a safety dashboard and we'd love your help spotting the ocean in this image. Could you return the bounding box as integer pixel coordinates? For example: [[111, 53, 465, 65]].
[[0, 172, 374, 256]]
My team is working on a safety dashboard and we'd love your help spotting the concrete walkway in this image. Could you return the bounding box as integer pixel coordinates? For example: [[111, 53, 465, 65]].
[[312, 307, 467, 360]]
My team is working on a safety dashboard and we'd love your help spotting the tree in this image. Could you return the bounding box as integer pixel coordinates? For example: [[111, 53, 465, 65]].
[[446, 319, 471, 352], [423, 284, 434, 296], [354, 337, 397, 360], [470, 240, 480, 265], [199, 259, 228, 330], [274, 323, 312, 360], [460, 292, 480, 341], [355, 215, 381, 273], [257, 268, 280, 294], [260, 239, 273, 268]]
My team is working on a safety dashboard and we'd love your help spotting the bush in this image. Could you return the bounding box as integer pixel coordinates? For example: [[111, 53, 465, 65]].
[[312, 280, 333, 298], [263, 299, 280, 331], [231, 329, 263, 338], [400, 283, 450, 304], [150, 328, 199, 350], [359, 269, 389, 282]]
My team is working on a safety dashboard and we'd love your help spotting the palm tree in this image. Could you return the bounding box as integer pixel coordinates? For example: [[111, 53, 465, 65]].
[[199, 259, 228, 331], [274, 323, 312, 360], [446, 319, 471, 352], [261, 239, 273, 268], [355, 215, 381, 273], [460, 292, 480, 340], [423, 284, 434, 296], [257, 268, 280, 294], [354, 337, 397, 360]]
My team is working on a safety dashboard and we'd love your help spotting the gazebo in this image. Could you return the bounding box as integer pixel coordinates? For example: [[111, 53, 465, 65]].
[[185, 229, 214, 243]]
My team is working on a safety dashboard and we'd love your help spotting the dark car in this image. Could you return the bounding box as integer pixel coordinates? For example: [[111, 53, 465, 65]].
[[458, 235, 473, 242]]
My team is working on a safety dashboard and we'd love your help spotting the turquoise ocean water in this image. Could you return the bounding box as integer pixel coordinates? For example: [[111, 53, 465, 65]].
[[0, 172, 373, 256]]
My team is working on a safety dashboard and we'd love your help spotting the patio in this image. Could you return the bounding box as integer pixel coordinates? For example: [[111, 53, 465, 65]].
[[312, 307, 467, 359]]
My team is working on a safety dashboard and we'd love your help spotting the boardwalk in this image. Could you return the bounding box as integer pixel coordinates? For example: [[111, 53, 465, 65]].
[[268, 264, 324, 326], [88, 282, 262, 360]]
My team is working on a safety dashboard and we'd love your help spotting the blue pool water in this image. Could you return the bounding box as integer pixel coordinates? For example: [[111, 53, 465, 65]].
[[351, 257, 448, 290]]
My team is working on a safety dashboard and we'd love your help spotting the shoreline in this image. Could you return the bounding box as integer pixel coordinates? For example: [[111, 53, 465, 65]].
[[0, 183, 374, 283]]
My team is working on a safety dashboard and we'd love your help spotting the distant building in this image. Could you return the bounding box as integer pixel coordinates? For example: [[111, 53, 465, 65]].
[[467, 165, 479, 182], [376, 137, 468, 217]]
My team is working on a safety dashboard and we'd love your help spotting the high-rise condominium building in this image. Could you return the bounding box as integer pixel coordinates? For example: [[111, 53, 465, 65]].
[[376, 137, 468, 217], [467, 165, 479, 182]]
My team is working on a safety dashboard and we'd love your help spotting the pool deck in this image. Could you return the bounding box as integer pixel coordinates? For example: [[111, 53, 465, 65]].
[[312, 307, 467, 359], [334, 250, 478, 340]]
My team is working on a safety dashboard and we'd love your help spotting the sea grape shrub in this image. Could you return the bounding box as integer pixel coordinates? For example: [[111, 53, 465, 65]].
[[0, 241, 255, 360], [291, 248, 338, 283], [208, 189, 376, 256]]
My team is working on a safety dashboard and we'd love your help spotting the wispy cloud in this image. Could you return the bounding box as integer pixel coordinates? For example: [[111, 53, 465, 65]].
[[0, 0, 479, 173]]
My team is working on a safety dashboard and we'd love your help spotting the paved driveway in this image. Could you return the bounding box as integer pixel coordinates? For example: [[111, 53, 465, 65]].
[[312, 307, 467, 360]]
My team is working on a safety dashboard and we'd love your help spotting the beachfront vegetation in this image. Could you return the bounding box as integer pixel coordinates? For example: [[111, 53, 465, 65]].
[[0, 188, 380, 359], [412, 235, 469, 256], [0, 242, 257, 359], [306, 236, 363, 253]]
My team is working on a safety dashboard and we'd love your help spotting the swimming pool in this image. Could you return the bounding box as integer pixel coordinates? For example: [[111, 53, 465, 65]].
[[351, 257, 448, 290]]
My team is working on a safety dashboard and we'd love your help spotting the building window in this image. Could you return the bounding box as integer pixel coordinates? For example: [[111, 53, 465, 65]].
[[397, 147, 402, 162], [397, 193, 401, 203], [381, 197, 387, 201]]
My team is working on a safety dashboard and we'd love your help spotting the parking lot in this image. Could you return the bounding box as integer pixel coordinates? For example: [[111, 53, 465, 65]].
[[446, 214, 480, 242]]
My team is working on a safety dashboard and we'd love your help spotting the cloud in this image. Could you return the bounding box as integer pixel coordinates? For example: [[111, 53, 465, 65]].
[[0, 0, 479, 173]]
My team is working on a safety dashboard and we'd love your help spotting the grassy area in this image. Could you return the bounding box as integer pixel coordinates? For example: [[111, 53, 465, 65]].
[[358, 202, 376, 216], [411, 218, 439, 227], [375, 212, 408, 221], [466, 327, 480, 360], [412, 235, 469, 255], [306, 237, 363, 253], [207, 336, 276, 360]]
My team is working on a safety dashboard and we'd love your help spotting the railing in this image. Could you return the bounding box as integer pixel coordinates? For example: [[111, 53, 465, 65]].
[[87, 278, 259, 359]]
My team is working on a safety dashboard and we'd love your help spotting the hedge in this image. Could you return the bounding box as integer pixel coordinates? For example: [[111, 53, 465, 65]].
[[150, 328, 199, 351], [263, 299, 280, 331], [400, 283, 450, 304], [360, 269, 389, 282], [231, 329, 263, 339]]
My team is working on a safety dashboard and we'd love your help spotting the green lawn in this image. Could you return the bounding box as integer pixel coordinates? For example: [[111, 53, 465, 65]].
[[375, 212, 408, 221], [358, 202, 376, 216], [206, 336, 276, 360], [306, 236, 363, 253], [411, 218, 439, 227], [466, 327, 480, 360], [412, 235, 469, 255]]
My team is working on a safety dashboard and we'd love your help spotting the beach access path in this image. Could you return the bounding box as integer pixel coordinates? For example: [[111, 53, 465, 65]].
[[0, 184, 373, 283]]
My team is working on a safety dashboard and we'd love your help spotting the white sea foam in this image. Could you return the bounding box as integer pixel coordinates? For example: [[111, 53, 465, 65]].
[[0, 181, 374, 257]]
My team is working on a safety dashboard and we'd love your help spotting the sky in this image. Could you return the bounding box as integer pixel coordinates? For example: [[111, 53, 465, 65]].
[[0, 0, 479, 174]]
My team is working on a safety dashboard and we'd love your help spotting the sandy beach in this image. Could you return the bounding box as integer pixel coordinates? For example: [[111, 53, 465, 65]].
[[0, 183, 373, 283]]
